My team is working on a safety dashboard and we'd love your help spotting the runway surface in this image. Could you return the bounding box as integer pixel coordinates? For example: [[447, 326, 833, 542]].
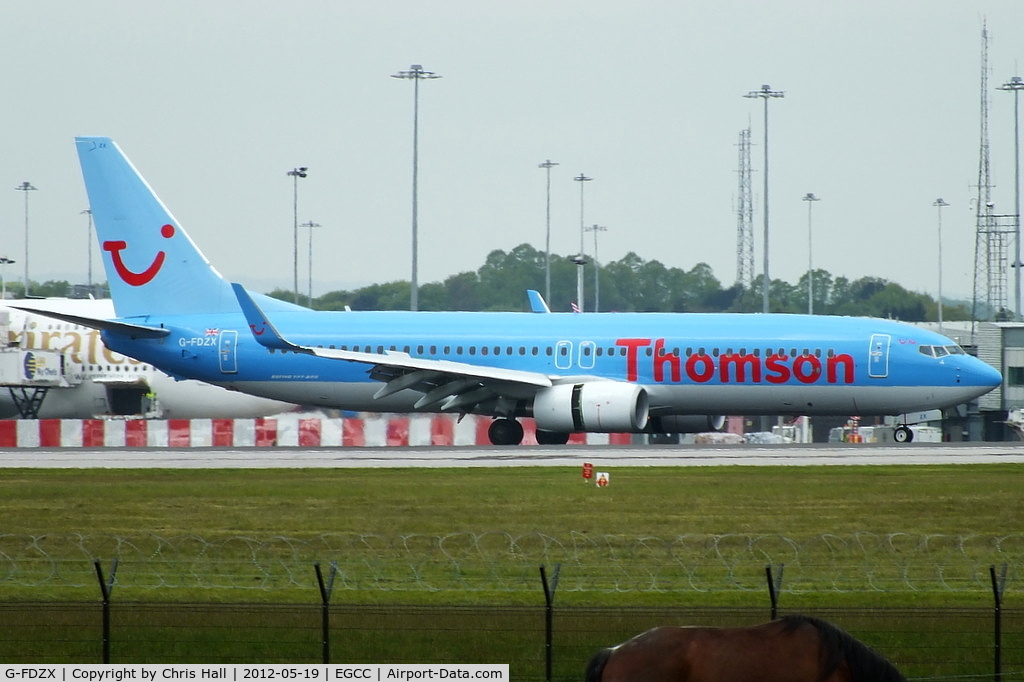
[[3, 443, 1024, 468]]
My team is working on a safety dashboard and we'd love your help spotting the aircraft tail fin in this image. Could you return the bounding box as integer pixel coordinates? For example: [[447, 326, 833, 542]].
[[526, 289, 551, 313], [76, 137, 299, 319]]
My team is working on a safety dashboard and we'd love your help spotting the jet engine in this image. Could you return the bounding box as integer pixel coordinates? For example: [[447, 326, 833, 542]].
[[533, 382, 650, 433], [649, 415, 727, 433]]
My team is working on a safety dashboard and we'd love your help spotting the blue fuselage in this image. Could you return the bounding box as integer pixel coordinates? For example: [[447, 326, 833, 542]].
[[102, 310, 1001, 418]]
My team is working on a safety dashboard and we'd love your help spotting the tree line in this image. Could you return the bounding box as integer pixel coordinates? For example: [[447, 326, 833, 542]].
[[270, 243, 972, 321], [6, 243, 971, 321]]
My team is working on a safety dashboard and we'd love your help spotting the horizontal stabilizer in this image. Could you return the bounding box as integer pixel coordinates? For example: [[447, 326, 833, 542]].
[[10, 306, 170, 339]]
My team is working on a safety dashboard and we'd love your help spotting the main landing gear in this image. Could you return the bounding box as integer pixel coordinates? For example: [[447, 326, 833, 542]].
[[893, 425, 914, 443], [487, 418, 571, 446], [488, 418, 523, 446]]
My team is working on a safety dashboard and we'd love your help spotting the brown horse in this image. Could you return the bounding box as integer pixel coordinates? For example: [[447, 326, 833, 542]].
[[585, 615, 906, 682]]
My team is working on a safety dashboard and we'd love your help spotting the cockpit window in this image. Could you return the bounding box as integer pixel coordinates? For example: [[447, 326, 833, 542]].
[[918, 344, 967, 358]]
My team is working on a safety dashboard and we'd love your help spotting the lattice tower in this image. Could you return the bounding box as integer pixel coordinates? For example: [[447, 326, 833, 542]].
[[972, 23, 1016, 328], [736, 127, 755, 289]]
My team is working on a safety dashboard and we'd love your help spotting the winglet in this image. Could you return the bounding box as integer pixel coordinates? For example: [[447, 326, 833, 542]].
[[231, 283, 308, 353], [526, 289, 551, 313]]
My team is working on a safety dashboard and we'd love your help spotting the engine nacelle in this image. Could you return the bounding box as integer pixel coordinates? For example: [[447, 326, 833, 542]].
[[533, 382, 650, 433], [649, 415, 727, 433]]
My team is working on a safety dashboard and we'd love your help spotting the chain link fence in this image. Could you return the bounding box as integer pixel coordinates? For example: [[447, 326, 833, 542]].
[[1, 531, 1020, 594]]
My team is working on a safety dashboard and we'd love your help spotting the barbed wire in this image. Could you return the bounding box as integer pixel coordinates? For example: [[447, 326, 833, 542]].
[[0, 532, 1019, 593]]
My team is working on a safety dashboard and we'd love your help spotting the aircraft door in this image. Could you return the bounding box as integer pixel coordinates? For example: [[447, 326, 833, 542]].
[[555, 340, 573, 370], [868, 334, 890, 378], [219, 330, 239, 374]]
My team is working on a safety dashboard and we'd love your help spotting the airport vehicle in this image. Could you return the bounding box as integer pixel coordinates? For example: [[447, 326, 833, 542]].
[[18, 136, 1002, 444], [0, 298, 293, 419]]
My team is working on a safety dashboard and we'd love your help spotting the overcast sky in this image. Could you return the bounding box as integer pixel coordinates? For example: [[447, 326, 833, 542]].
[[3, 1, 1024, 306]]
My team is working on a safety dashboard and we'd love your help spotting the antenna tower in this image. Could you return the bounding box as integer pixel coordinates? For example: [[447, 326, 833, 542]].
[[736, 127, 755, 290], [972, 23, 1016, 330]]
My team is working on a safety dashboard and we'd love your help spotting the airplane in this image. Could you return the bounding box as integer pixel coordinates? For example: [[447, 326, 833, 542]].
[[16, 136, 1002, 445], [0, 298, 294, 419]]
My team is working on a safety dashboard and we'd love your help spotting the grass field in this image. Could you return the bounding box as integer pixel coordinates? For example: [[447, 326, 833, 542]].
[[0, 463, 1021, 606]]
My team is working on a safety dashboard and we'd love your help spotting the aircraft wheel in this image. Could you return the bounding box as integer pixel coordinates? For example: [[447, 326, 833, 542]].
[[893, 426, 914, 443], [488, 418, 524, 446], [536, 429, 571, 445]]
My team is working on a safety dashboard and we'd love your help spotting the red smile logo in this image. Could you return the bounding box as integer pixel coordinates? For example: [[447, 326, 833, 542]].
[[104, 224, 175, 286], [249, 322, 267, 336]]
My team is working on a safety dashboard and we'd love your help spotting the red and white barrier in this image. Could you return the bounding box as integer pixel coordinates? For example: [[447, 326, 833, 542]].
[[0, 413, 635, 448]]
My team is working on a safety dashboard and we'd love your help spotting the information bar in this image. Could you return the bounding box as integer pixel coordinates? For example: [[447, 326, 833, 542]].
[[0, 666, 509, 682]]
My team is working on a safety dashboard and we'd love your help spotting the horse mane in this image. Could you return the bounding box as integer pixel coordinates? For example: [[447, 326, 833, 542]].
[[585, 647, 613, 682], [779, 615, 907, 682]]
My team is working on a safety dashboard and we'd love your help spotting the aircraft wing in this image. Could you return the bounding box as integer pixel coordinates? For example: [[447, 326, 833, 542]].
[[232, 284, 553, 412]]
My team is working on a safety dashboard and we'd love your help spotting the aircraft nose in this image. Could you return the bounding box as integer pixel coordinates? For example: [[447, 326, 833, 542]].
[[966, 357, 1002, 389]]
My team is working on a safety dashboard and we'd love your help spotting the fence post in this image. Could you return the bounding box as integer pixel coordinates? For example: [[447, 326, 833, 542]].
[[315, 562, 338, 664], [990, 563, 1008, 682], [540, 564, 561, 682], [94, 559, 118, 664], [765, 564, 784, 620]]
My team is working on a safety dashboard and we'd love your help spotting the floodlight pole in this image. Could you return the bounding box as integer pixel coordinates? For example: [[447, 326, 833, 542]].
[[539, 160, 559, 302], [802, 193, 819, 314], [934, 198, 950, 332], [585, 224, 607, 312], [744, 85, 784, 313], [301, 220, 321, 307], [81, 209, 93, 290], [14, 181, 37, 296], [287, 167, 309, 304], [573, 174, 592, 311], [392, 64, 442, 311], [999, 76, 1024, 320]]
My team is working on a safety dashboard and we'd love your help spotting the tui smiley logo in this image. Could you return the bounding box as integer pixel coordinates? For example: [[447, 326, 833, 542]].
[[103, 224, 175, 286]]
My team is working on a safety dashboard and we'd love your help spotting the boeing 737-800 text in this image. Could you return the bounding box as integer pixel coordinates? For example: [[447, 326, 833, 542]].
[[19, 137, 1001, 445]]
